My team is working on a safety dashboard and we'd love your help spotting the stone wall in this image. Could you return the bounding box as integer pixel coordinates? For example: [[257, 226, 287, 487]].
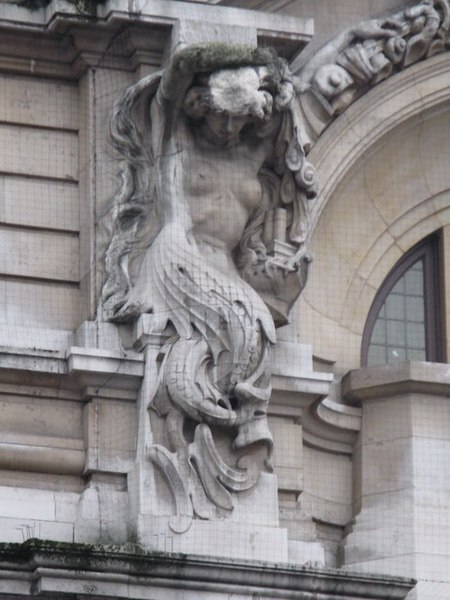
[[0, 73, 80, 335]]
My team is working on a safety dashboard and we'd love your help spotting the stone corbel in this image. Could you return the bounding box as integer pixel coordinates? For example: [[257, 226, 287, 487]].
[[66, 346, 144, 393], [272, 345, 360, 457]]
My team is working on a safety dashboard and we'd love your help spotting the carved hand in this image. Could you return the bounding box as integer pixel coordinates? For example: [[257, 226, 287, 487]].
[[351, 18, 403, 40], [244, 250, 312, 324]]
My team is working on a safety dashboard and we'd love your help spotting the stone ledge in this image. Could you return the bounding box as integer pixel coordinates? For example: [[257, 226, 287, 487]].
[[342, 361, 450, 404], [0, 439, 84, 476], [0, 539, 415, 599], [0, 345, 144, 391]]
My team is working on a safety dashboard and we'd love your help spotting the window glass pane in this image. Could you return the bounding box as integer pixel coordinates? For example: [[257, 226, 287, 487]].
[[385, 294, 404, 320], [387, 346, 406, 362], [367, 344, 386, 366], [405, 263, 424, 295], [406, 322, 425, 349], [366, 258, 426, 366], [407, 348, 427, 361], [405, 296, 425, 323], [371, 319, 385, 344], [386, 319, 406, 347], [391, 278, 405, 295]]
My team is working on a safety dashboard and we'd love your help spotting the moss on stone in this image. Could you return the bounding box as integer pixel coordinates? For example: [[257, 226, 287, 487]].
[[17, 0, 104, 13], [170, 43, 275, 74], [161, 43, 277, 101], [0, 538, 188, 572], [16, 0, 49, 9]]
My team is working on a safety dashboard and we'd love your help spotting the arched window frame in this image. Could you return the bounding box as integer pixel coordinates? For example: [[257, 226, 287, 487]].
[[361, 232, 444, 367]]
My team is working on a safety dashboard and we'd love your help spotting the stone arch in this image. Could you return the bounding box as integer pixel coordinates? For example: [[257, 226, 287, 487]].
[[294, 53, 450, 374]]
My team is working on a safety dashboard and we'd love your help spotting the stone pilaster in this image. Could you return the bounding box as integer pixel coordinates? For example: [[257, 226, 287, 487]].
[[341, 362, 450, 600]]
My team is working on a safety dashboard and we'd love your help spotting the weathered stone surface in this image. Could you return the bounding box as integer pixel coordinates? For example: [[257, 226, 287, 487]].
[[341, 363, 450, 599], [298, 55, 450, 372], [0, 1, 449, 598], [296, 0, 450, 141], [0, 540, 415, 599]]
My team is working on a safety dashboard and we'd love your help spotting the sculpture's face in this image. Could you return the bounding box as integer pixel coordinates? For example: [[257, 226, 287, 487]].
[[200, 66, 274, 145], [203, 111, 250, 145], [184, 66, 276, 145]]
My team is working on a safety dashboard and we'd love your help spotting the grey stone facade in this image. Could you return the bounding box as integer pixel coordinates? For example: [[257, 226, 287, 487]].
[[0, 1, 449, 598]]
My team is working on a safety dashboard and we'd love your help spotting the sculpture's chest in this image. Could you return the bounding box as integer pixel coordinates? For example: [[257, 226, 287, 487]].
[[183, 148, 263, 211]]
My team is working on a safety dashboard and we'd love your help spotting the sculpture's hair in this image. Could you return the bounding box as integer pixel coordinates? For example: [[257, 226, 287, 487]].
[[101, 72, 163, 321], [183, 86, 212, 119]]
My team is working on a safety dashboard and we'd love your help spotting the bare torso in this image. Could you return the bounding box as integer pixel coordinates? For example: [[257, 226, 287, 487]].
[[183, 137, 266, 272]]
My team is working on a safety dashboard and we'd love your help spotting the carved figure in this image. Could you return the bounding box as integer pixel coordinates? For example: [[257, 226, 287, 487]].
[[296, 0, 450, 138], [101, 0, 450, 526], [102, 45, 316, 522]]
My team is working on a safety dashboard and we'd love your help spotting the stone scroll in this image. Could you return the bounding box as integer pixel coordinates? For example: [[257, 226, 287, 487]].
[[101, 45, 317, 524]]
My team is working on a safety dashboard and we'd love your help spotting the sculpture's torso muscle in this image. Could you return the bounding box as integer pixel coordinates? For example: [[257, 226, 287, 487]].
[[183, 137, 266, 274], [184, 139, 265, 250]]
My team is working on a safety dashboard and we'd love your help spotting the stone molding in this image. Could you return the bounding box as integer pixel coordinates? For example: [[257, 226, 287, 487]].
[[0, 344, 144, 392], [306, 51, 450, 245], [0, 539, 415, 599], [342, 361, 450, 403], [0, 330, 359, 480], [0, 0, 312, 79]]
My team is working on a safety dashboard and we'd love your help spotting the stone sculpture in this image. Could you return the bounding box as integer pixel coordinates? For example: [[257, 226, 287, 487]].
[[296, 0, 450, 139], [101, 45, 316, 523], [101, 0, 449, 528]]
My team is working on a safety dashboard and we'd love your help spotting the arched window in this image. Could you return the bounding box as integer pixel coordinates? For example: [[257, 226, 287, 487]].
[[361, 233, 444, 367]]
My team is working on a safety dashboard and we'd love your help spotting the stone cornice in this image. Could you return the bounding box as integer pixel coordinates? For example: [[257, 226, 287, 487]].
[[0, 0, 313, 79], [0, 539, 415, 599], [0, 334, 360, 457], [0, 345, 144, 393]]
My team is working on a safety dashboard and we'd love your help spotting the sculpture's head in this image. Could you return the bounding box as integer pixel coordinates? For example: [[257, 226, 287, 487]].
[[183, 65, 283, 145]]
